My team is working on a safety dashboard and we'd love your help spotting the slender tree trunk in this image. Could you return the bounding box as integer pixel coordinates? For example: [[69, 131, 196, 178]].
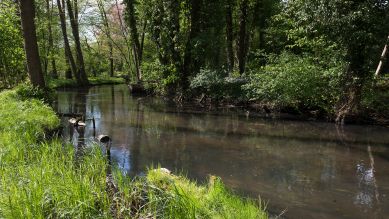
[[114, 0, 134, 77], [167, 0, 181, 72], [19, 0, 46, 88], [183, 0, 202, 90], [139, 19, 147, 65], [109, 46, 114, 77], [258, 0, 265, 50], [375, 35, 389, 77], [97, 0, 114, 77], [237, 0, 249, 75], [226, 0, 234, 73], [47, 0, 58, 78], [125, 0, 142, 82], [66, 0, 89, 85], [58, 0, 75, 79]]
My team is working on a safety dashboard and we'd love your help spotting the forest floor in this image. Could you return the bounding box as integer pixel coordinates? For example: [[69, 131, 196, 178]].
[[0, 88, 267, 218]]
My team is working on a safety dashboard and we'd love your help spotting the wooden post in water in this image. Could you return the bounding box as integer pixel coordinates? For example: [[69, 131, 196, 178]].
[[92, 117, 96, 137], [97, 134, 111, 157]]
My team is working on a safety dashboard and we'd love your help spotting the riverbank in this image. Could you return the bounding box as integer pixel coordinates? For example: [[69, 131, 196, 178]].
[[48, 76, 126, 89], [177, 97, 389, 126], [0, 88, 267, 218]]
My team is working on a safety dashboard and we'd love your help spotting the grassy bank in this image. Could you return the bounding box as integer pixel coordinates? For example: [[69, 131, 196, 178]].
[[0, 89, 267, 218], [48, 76, 126, 89]]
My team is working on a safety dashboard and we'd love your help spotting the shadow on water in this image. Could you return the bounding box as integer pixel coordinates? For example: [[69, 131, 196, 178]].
[[54, 85, 389, 219]]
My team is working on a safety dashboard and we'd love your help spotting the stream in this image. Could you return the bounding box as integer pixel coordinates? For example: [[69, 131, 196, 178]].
[[54, 84, 389, 219]]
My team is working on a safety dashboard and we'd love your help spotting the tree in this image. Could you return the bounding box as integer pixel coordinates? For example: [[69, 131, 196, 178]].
[[225, 0, 234, 73], [46, 0, 58, 79], [57, 0, 76, 79], [0, 0, 25, 88], [124, 0, 143, 83], [237, 0, 249, 75], [66, 0, 89, 85], [274, 0, 389, 123], [183, 0, 203, 88], [97, 0, 114, 77], [19, 0, 45, 88]]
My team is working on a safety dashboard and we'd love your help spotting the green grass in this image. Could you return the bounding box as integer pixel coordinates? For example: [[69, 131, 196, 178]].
[[48, 76, 126, 89], [0, 88, 267, 219], [0, 90, 110, 218]]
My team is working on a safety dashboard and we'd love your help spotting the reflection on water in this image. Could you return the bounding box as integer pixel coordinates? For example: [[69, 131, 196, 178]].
[[55, 85, 389, 219]]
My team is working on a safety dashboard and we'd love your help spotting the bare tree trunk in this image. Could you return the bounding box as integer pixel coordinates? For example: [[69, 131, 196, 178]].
[[237, 0, 249, 75], [66, 0, 89, 85], [226, 0, 234, 73], [375, 35, 389, 78], [58, 0, 76, 79], [47, 0, 58, 79], [19, 0, 46, 88]]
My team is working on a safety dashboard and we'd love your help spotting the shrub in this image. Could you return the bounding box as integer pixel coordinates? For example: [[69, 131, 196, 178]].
[[244, 52, 345, 112], [190, 68, 247, 100], [15, 82, 55, 103]]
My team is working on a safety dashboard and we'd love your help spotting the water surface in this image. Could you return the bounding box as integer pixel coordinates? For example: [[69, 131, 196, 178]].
[[55, 85, 389, 219]]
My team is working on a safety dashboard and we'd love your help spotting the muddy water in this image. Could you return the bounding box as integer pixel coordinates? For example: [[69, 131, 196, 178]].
[[54, 85, 389, 219]]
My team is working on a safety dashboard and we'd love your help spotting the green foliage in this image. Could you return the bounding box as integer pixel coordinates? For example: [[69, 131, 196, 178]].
[[142, 60, 180, 94], [15, 82, 55, 103], [244, 52, 345, 112], [0, 0, 25, 88], [361, 80, 389, 118], [190, 68, 246, 100]]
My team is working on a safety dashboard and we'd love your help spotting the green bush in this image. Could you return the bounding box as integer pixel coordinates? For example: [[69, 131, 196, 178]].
[[190, 68, 246, 100], [361, 79, 389, 118], [15, 82, 55, 103], [244, 52, 345, 112]]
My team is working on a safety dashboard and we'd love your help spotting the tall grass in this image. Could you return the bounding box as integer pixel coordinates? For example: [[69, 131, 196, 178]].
[[0, 90, 110, 218], [0, 89, 268, 219], [112, 168, 268, 219]]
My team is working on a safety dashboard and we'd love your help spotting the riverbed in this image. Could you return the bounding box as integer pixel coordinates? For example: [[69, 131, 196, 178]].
[[54, 84, 389, 219]]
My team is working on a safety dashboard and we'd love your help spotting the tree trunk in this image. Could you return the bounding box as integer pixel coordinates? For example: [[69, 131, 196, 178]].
[[183, 0, 202, 90], [375, 35, 389, 78], [237, 0, 249, 75], [125, 0, 142, 82], [58, 0, 76, 79], [66, 0, 89, 85], [226, 0, 234, 73], [19, 0, 45, 88], [258, 0, 265, 50], [47, 0, 58, 79]]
